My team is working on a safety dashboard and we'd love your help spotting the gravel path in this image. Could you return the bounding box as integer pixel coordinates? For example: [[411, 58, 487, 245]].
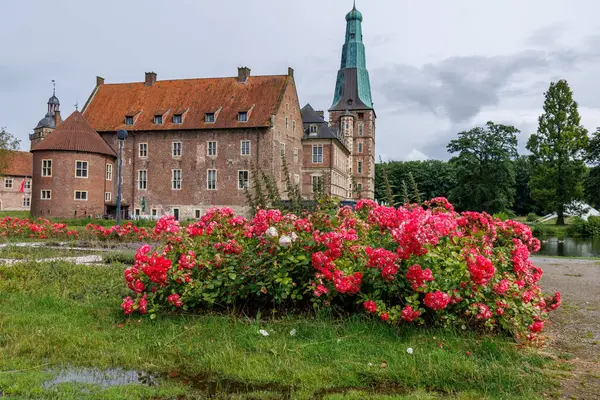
[[536, 257, 600, 399]]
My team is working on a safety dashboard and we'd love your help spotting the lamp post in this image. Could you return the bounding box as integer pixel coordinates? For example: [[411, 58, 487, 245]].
[[116, 129, 128, 226]]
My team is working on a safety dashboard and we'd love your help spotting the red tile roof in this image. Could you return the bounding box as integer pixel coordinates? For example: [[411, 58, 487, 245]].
[[82, 75, 290, 132], [31, 111, 117, 158], [1, 151, 32, 177]]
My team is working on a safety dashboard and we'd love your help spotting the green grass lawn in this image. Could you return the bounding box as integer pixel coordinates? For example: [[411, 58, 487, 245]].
[[0, 259, 566, 399], [0, 210, 30, 219]]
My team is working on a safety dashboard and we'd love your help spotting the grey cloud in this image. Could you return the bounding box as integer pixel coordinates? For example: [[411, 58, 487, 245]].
[[374, 38, 600, 125], [527, 23, 565, 47]]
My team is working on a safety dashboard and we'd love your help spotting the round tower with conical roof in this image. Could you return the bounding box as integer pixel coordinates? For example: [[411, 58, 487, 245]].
[[30, 85, 63, 149]]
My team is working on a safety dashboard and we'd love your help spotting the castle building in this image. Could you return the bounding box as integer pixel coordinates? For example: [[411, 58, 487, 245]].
[[28, 4, 375, 219], [0, 151, 32, 211]]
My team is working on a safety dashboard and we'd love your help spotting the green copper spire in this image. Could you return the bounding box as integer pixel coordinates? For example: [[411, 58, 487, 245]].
[[330, 3, 373, 111]]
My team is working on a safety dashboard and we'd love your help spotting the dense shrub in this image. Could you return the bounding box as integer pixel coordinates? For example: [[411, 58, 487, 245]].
[[570, 216, 600, 236], [121, 198, 560, 343], [526, 213, 539, 223]]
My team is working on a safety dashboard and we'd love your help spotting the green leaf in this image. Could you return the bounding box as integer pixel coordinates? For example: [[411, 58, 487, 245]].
[[228, 273, 237, 280]]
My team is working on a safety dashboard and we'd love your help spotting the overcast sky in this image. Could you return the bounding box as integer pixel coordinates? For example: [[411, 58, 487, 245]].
[[2, 0, 600, 161]]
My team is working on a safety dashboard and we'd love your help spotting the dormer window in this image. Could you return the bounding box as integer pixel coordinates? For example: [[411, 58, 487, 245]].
[[154, 115, 163, 124], [173, 114, 182, 124], [238, 112, 248, 122], [350, 33, 356, 39], [125, 116, 134, 126], [205, 113, 215, 123], [309, 125, 318, 134], [347, 99, 354, 106]]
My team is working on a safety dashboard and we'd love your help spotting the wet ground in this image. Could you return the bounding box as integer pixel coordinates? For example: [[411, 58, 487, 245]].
[[536, 257, 600, 400]]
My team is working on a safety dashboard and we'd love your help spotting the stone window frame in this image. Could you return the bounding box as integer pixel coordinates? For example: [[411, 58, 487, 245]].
[[151, 209, 158, 217], [153, 115, 163, 125], [280, 142, 285, 157], [238, 170, 249, 190], [4, 178, 12, 189], [238, 112, 248, 122], [125, 116, 134, 126], [171, 169, 182, 190], [292, 120, 296, 134], [205, 113, 216, 123], [309, 125, 318, 134], [74, 190, 88, 201], [173, 114, 183, 124], [311, 174, 324, 193], [358, 160, 363, 174], [24, 179, 31, 189], [285, 117, 289, 131], [240, 140, 251, 156], [207, 141, 217, 157], [358, 142, 363, 153], [293, 147, 298, 162], [23, 196, 30, 207], [294, 174, 300, 184], [137, 170, 148, 190], [358, 123, 364, 136], [172, 141, 182, 158], [105, 192, 111, 202], [139, 143, 148, 158], [135, 208, 141, 217], [106, 164, 113, 181], [75, 160, 89, 179], [42, 159, 52, 177], [195, 209, 201, 219], [312, 145, 323, 164], [207, 169, 217, 190], [41, 190, 51, 200]]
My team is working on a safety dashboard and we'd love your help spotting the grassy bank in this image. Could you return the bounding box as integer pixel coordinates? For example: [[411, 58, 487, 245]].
[[0, 258, 565, 399]]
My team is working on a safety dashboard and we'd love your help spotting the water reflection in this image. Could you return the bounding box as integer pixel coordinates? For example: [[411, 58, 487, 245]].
[[536, 236, 600, 258]]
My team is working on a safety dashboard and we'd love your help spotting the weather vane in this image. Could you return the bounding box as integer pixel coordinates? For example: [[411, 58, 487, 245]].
[[51, 79, 56, 95], [74, 101, 79, 111]]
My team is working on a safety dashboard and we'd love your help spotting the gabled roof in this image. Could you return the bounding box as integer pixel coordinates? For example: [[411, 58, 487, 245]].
[[301, 103, 326, 124], [83, 75, 290, 132], [1, 151, 32, 177], [301, 104, 349, 154], [31, 111, 117, 158]]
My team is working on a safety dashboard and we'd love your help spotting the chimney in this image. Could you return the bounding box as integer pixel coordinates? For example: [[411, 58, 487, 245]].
[[316, 110, 325, 120], [96, 76, 105, 86], [237, 67, 251, 83], [145, 72, 157, 87], [54, 110, 61, 127], [288, 67, 294, 78]]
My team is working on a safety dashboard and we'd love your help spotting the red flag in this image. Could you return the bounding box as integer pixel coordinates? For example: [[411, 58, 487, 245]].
[[18, 179, 25, 193]]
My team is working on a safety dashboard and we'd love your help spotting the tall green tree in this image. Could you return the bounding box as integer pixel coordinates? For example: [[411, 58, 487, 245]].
[[527, 80, 589, 225], [447, 121, 519, 213], [584, 127, 600, 209], [0, 127, 21, 174], [514, 155, 539, 216]]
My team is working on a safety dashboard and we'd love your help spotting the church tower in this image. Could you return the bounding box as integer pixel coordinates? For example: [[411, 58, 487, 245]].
[[328, 3, 376, 200], [30, 83, 62, 148]]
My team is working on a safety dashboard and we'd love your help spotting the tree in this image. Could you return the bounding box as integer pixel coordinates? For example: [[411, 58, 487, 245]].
[[584, 127, 600, 209], [0, 127, 21, 174], [527, 80, 589, 225], [447, 121, 519, 213], [513, 155, 539, 216]]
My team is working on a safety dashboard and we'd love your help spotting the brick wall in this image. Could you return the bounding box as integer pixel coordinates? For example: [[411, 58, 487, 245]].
[[31, 150, 115, 218]]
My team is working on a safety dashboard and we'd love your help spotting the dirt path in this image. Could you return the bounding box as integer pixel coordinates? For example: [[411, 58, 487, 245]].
[[535, 257, 600, 400]]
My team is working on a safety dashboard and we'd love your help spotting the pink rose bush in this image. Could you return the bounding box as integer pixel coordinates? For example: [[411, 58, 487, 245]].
[[121, 198, 560, 342], [0, 217, 77, 239]]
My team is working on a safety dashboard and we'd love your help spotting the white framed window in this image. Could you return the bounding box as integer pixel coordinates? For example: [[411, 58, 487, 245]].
[[23, 196, 30, 207], [172, 169, 182, 190], [238, 170, 249, 189], [24, 179, 31, 189], [195, 209, 201, 219], [238, 112, 248, 122], [138, 170, 147, 190], [173, 114, 183, 124], [280, 142, 285, 157], [106, 164, 113, 180], [154, 115, 163, 124], [312, 175, 323, 192], [310, 125, 318, 134], [241, 140, 251, 156], [207, 169, 217, 190], [74, 191, 88, 201], [105, 192, 111, 202], [312, 145, 323, 163], [359, 124, 364, 136], [172, 141, 182, 157], [41, 190, 51, 200], [294, 174, 300, 184], [205, 113, 215, 123], [139, 143, 148, 158], [293, 148, 298, 162], [151, 209, 158, 217], [4, 179, 12, 189], [42, 159, 52, 177], [358, 160, 363, 174], [125, 116, 134, 126], [207, 141, 217, 156], [135, 208, 141, 216], [358, 143, 364, 153], [75, 161, 88, 178]]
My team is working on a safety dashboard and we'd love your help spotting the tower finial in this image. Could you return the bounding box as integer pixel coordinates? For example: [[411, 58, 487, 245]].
[[52, 79, 56, 96], [353, 0, 356, 9], [74, 101, 79, 111]]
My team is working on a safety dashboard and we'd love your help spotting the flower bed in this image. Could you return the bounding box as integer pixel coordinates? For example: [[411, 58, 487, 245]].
[[120, 198, 560, 342]]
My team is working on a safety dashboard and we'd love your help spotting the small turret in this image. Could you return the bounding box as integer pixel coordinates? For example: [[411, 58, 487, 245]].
[[30, 81, 63, 148]]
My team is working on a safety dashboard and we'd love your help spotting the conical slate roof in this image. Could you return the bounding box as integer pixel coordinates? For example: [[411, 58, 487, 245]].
[[31, 111, 117, 158]]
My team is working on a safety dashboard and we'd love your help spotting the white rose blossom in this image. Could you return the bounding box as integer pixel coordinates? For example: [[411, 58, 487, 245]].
[[279, 235, 292, 247], [265, 227, 279, 238], [290, 232, 298, 242]]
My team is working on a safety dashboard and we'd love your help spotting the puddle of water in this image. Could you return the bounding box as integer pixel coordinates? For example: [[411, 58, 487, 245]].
[[43, 367, 157, 389]]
